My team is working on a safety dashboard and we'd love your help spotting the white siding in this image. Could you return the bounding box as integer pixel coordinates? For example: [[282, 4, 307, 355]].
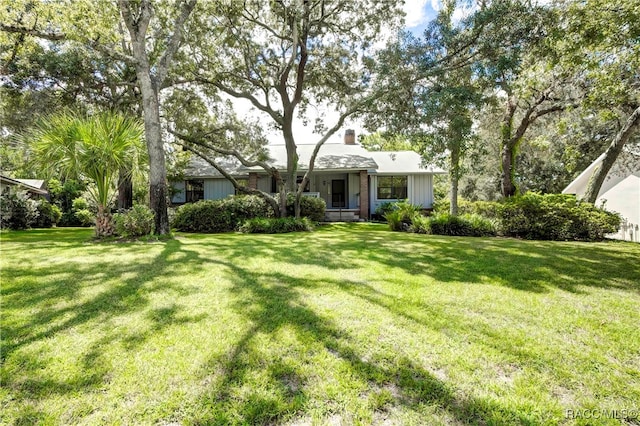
[[205, 179, 234, 200], [171, 181, 186, 204], [411, 174, 433, 208], [348, 173, 360, 209]]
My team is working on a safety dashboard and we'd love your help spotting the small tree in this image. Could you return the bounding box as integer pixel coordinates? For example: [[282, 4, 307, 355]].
[[32, 111, 145, 237]]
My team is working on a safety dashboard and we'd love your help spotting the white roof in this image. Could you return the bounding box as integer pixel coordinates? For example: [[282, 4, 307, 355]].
[[185, 143, 443, 177], [368, 151, 444, 174], [563, 149, 640, 197]]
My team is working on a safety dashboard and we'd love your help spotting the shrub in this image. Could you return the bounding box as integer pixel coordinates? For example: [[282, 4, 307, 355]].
[[384, 210, 404, 231], [74, 209, 95, 226], [238, 217, 314, 234], [34, 200, 62, 228], [434, 199, 503, 219], [114, 204, 155, 238], [374, 202, 396, 220], [224, 195, 275, 223], [172, 195, 279, 233], [409, 214, 431, 234], [428, 213, 496, 237], [172, 200, 233, 233], [384, 200, 423, 231], [72, 197, 89, 211], [500, 193, 620, 241], [285, 194, 326, 222], [0, 191, 39, 230]]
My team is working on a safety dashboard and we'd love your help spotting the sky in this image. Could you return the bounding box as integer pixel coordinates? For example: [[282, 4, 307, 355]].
[[235, 1, 440, 146]]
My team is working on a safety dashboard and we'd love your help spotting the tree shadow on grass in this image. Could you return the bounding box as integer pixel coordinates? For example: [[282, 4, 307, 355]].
[[182, 260, 539, 425], [196, 224, 640, 294], [1, 236, 209, 424]]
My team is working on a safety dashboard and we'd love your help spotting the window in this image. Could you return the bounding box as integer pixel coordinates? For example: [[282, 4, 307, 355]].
[[377, 176, 407, 200], [185, 180, 204, 202]]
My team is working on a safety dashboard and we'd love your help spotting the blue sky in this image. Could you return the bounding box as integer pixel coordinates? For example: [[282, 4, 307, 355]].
[[404, 0, 439, 34]]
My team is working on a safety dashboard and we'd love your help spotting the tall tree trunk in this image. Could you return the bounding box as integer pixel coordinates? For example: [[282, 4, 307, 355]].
[[500, 141, 518, 198], [282, 116, 297, 217], [584, 105, 640, 203], [449, 145, 460, 216], [500, 97, 518, 198], [117, 168, 133, 210]]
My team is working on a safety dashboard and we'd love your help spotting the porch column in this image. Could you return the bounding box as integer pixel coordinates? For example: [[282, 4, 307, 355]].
[[359, 170, 369, 220], [248, 172, 258, 189]]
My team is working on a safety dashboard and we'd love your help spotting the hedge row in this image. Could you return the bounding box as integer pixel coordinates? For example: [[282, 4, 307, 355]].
[[172, 194, 325, 233], [388, 193, 620, 241]]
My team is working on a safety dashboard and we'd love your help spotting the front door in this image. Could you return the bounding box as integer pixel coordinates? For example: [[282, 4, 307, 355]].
[[331, 179, 346, 208]]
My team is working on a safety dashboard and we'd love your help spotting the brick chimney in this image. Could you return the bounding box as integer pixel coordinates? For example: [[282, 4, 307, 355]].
[[344, 129, 356, 145]]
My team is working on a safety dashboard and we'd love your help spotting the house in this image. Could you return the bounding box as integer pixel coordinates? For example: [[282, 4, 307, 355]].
[[562, 149, 640, 242], [0, 174, 49, 199], [172, 130, 444, 221]]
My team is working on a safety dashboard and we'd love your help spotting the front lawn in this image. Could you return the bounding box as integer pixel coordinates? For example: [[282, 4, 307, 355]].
[[1, 224, 639, 425]]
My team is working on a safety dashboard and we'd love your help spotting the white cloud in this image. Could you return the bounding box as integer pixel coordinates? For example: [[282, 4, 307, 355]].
[[403, 0, 430, 28]]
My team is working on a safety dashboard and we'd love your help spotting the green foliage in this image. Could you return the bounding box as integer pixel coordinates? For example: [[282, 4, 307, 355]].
[[501, 193, 620, 241], [113, 204, 156, 238], [428, 213, 497, 237], [172, 200, 232, 233], [172, 195, 275, 233], [238, 217, 314, 234], [74, 209, 95, 227], [34, 200, 62, 228], [227, 195, 275, 222], [383, 200, 424, 231], [72, 197, 89, 211], [384, 210, 404, 232], [434, 199, 503, 219], [0, 191, 39, 230], [409, 214, 431, 234], [285, 194, 326, 222], [374, 202, 396, 218]]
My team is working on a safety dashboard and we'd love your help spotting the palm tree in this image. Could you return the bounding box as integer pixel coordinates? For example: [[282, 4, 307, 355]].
[[33, 111, 145, 237]]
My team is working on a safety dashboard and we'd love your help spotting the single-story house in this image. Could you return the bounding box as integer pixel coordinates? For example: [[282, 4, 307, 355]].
[[562, 148, 639, 242], [0, 174, 49, 199], [172, 130, 444, 221]]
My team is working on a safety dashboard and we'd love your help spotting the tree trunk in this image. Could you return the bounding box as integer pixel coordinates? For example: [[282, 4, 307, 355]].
[[449, 145, 460, 216], [294, 192, 302, 219], [279, 183, 287, 218], [117, 168, 133, 210], [133, 54, 170, 234], [584, 105, 640, 203], [500, 141, 518, 198], [95, 205, 115, 238]]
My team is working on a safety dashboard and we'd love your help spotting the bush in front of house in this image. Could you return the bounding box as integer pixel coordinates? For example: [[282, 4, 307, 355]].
[[409, 214, 431, 234], [433, 198, 503, 219], [114, 204, 155, 238], [0, 191, 40, 230], [238, 217, 314, 234], [285, 194, 326, 222], [500, 193, 620, 241], [383, 200, 424, 231], [34, 200, 62, 228], [171, 195, 274, 232], [428, 212, 497, 237], [225, 195, 275, 223], [172, 200, 233, 233]]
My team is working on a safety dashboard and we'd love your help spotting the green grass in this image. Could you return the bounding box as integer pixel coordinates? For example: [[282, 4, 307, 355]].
[[1, 224, 639, 425]]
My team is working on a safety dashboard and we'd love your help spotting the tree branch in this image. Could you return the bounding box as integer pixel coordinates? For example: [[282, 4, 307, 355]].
[[176, 142, 281, 215], [155, 0, 197, 87]]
